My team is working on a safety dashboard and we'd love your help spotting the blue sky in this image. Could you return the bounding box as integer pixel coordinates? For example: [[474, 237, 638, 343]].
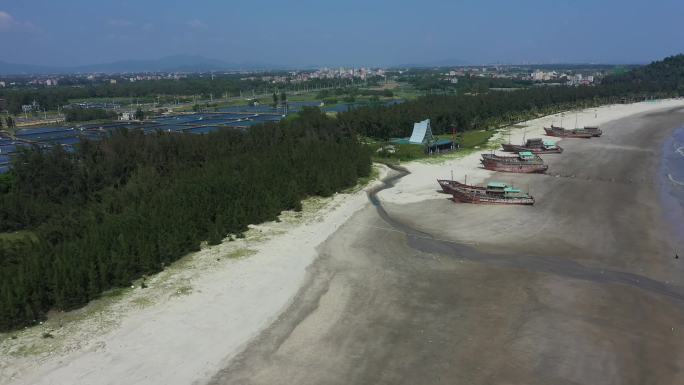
[[0, 0, 683, 67]]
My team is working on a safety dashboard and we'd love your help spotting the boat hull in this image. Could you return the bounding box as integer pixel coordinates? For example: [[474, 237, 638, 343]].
[[544, 127, 593, 138], [452, 189, 535, 205], [501, 143, 564, 154], [480, 154, 548, 173], [584, 128, 603, 137], [436, 179, 535, 205], [437, 179, 485, 193], [481, 160, 549, 173]]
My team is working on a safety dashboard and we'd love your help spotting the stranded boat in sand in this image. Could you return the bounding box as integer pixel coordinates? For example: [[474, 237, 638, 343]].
[[543, 125, 593, 138], [582, 126, 603, 137], [501, 138, 563, 154], [480, 151, 548, 173], [437, 179, 535, 205]]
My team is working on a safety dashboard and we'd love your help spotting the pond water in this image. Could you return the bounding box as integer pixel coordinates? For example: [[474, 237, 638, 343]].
[[0, 99, 403, 173]]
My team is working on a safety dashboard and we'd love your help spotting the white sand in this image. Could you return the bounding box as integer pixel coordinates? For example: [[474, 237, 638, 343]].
[[379, 99, 684, 205], [2, 99, 684, 385]]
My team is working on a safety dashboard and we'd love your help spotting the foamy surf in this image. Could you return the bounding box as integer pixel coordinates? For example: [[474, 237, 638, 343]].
[[676, 146, 684, 157], [668, 173, 684, 186]]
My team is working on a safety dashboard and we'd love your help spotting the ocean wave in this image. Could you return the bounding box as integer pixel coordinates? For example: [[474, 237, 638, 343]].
[[669, 173, 684, 186], [677, 146, 684, 157]]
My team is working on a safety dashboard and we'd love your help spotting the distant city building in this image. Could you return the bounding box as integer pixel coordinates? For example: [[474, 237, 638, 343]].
[[531, 70, 557, 81], [0, 81, 5, 88], [22, 100, 40, 113], [110, 79, 117, 84], [120, 111, 135, 121]]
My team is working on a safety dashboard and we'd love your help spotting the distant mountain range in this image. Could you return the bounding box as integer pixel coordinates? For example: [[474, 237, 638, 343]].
[[0, 55, 278, 75], [389, 58, 471, 68]]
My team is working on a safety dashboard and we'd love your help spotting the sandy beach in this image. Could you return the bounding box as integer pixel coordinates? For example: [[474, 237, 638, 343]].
[[3, 99, 684, 385]]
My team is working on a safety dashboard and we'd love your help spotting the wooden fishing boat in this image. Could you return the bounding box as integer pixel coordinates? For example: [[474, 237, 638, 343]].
[[543, 125, 593, 138], [501, 138, 563, 154], [437, 179, 535, 205], [582, 126, 603, 137], [480, 151, 548, 173]]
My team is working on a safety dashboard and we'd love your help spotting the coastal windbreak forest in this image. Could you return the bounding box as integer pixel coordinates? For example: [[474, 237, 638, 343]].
[[0, 109, 371, 331], [1, 54, 683, 331], [338, 55, 684, 139]]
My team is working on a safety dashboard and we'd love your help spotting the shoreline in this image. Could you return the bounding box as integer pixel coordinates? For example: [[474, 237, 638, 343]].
[[3, 99, 684, 385], [660, 126, 684, 255], [210, 100, 684, 385]]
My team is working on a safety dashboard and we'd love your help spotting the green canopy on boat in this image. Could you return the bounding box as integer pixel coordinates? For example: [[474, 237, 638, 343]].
[[487, 181, 508, 189]]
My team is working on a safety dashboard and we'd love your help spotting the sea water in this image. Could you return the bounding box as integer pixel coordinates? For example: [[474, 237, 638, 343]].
[[661, 126, 684, 252]]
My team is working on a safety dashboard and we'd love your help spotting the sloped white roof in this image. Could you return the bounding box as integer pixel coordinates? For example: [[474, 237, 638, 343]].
[[409, 119, 433, 144]]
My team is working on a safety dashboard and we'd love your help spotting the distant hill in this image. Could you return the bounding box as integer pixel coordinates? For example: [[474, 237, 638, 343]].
[[0, 61, 62, 75], [389, 58, 470, 69], [0, 55, 276, 75], [603, 54, 684, 92]]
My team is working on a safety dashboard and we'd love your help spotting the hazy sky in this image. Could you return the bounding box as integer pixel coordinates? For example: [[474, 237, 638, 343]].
[[1, 0, 683, 67]]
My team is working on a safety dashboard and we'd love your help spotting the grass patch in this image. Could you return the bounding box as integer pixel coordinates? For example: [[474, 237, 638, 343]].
[[100, 287, 131, 299], [342, 165, 381, 193], [171, 285, 193, 297], [456, 130, 495, 148], [225, 248, 256, 259], [131, 297, 153, 309], [283, 113, 300, 121], [370, 143, 426, 162], [367, 128, 497, 164], [0, 230, 38, 242]]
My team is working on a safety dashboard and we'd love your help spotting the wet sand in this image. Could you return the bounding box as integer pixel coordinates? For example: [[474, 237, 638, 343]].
[[210, 107, 684, 384]]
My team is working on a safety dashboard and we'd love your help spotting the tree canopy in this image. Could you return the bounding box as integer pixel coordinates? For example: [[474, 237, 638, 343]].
[[0, 107, 371, 331]]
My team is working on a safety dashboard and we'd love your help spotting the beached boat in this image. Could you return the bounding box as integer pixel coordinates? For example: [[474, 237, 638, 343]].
[[501, 138, 563, 154], [480, 151, 548, 173], [437, 179, 479, 193], [543, 125, 593, 138], [437, 179, 535, 205], [582, 126, 603, 137]]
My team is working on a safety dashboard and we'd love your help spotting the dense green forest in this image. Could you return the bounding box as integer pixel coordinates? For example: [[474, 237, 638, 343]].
[[64, 107, 119, 122], [601, 54, 684, 94], [0, 108, 371, 331], [338, 55, 684, 140], [0, 75, 373, 114]]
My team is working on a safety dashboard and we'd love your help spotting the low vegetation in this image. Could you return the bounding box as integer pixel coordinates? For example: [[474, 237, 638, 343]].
[[64, 107, 119, 122]]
